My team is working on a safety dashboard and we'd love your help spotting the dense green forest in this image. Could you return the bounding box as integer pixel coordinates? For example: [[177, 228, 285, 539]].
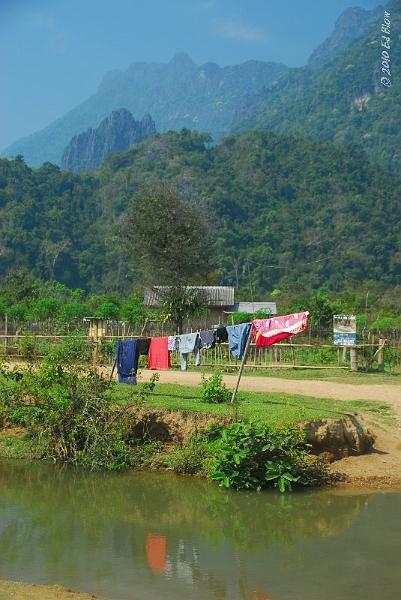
[[0, 129, 400, 299], [234, 0, 401, 173]]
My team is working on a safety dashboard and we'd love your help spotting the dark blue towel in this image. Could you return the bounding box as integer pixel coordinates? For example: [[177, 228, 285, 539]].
[[226, 323, 252, 360], [116, 339, 139, 385]]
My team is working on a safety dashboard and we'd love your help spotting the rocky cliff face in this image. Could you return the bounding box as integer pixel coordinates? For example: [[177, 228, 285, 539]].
[[61, 109, 156, 172], [308, 5, 384, 69]]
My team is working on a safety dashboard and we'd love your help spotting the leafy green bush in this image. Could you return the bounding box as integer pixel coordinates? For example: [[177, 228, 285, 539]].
[[0, 344, 135, 470], [6, 303, 28, 322], [120, 294, 149, 326], [59, 302, 87, 323], [231, 311, 253, 324], [95, 302, 120, 320], [30, 297, 61, 320], [200, 370, 231, 404], [209, 421, 323, 492]]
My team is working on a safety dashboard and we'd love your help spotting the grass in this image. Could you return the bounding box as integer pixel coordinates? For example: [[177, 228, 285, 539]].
[[111, 382, 395, 427]]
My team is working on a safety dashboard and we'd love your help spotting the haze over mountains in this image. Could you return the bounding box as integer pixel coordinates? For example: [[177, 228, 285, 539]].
[[2, 56, 286, 167], [2, 2, 386, 168]]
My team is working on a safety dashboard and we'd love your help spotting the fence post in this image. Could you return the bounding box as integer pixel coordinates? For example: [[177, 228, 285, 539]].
[[350, 347, 358, 372], [378, 339, 385, 372], [4, 314, 8, 356], [231, 328, 253, 404], [91, 320, 99, 368]]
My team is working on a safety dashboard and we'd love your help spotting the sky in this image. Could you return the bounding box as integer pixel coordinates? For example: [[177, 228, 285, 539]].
[[0, 0, 382, 149]]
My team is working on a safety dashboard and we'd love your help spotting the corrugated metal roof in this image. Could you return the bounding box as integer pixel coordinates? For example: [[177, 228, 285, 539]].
[[145, 286, 235, 307], [229, 302, 277, 314]]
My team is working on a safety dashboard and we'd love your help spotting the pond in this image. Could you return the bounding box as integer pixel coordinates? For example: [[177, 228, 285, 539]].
[[0, 460, 400, 600]]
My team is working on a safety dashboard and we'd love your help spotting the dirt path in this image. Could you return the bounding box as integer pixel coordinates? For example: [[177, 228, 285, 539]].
[[0, 580, 105, 600]]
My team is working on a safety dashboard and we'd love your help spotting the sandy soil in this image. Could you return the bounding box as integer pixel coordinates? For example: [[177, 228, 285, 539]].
[[0, 580, 104, 600]]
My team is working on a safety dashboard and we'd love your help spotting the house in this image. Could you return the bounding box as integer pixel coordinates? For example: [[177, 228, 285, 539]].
[[144, 287, 277, 330], [144, 286, 235, 327], [226, 302, 277, 315]]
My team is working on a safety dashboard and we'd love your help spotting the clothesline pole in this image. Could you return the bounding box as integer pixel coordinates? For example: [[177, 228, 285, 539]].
[[231, 326, 253, 404]]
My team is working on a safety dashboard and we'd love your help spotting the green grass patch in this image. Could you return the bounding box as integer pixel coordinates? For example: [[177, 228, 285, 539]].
[[111, 382, 393, 426]]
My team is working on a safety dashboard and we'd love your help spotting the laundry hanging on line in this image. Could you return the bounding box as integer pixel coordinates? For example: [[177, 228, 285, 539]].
[[226, 323, 252, 360], [215, 326, 228, 343], [199, 329, 215, 349], [115, 339, 139, 385], [148, 336, 171, 370], [168, 335, 179, 352], [252, 312, 310, 347], [178, 332, 201, 371], [136, 337, 151, 355]]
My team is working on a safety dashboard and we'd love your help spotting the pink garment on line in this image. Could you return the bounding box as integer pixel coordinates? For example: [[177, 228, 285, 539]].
[[148, 336, 171, 369], [252, 311, 309, 347]]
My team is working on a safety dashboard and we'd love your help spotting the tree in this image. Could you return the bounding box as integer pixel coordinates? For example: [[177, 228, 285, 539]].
[[121, 184, 214, 286], [157, 285, 208, 333]]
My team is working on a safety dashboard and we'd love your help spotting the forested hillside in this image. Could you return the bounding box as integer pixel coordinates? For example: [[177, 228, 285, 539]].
[[234, 0, 401, 173], [1, 130, 400, 296]]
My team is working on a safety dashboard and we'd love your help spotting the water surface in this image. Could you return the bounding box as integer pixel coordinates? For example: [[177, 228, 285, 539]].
[[0, 461, 400, 600]]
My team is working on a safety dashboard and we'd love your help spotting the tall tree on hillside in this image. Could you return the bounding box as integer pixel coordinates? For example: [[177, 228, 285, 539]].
[[120, 185, 215, 331], [121, 185, 214, 285]]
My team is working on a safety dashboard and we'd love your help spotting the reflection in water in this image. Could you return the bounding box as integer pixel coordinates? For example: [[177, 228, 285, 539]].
[[0, 460, 400, 600], [146, 534, 167, 575]]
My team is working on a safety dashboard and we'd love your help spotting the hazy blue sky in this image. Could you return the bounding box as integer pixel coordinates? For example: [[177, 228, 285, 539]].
[[1, 0, 382, 148]]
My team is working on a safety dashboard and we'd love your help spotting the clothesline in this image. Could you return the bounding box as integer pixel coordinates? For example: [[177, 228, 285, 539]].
[[113, 312, 310, 385]]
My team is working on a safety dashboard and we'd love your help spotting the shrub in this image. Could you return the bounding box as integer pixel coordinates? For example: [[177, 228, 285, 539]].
[[209, 421, 325, 492], [120, 295, 149, 326], [0, 343, 135, 470], [200, 370, 231, 404], [161, 434, 213, 475], [95, 302, 120, 320], [6, 303, 28, 322]]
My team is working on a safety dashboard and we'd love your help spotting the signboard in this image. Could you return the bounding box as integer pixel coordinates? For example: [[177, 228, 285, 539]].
[[333, 315, 356, 346]]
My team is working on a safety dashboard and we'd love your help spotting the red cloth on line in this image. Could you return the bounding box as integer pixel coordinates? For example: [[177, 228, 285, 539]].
[[148, 336, 171, 369], [252, 311, 309, 347]]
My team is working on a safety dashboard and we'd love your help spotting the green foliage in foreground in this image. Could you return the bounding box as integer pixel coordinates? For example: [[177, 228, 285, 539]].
[[0, 350, 135, 470], [0, 340, 335, 490], [209, 421, 321, 492]]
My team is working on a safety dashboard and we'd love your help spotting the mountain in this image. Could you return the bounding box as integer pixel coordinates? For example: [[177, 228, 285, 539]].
[[1, 129, 400, 294], [233, 1, 401, 173], [61, 109, 156, 172], [2, 54, 287, 167], [308, 4, 384, 69]]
